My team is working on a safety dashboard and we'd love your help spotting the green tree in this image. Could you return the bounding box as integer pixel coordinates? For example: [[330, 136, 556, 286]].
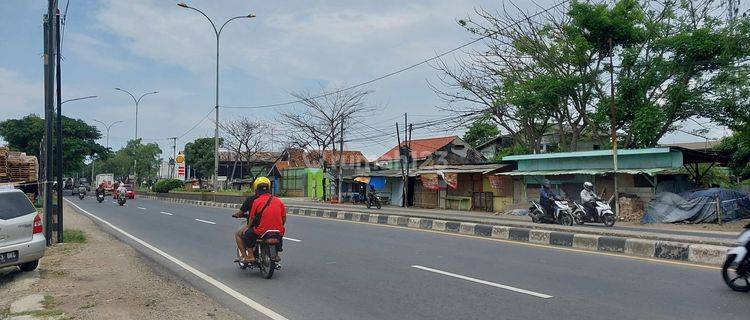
[[98, 139, 162, 182], [0, 114, 105, 174], [184, 137, 221, 181], [715, 131, 750, 180], [462, 118, 500, 148]]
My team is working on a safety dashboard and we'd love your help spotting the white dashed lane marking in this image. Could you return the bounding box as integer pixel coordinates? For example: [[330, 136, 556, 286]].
[[137, 207, 147, 210], [283, 237, 302, 242], [195, 219, 216, 225], [160, 211, 174, 216], [411, 265, 553, 299]]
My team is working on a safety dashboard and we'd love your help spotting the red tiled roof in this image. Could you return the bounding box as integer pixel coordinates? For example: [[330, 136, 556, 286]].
[[308, 150, 368, 165], [376, 136, 458, 162]]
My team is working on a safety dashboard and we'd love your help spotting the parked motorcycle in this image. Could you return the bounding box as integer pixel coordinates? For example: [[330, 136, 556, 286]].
[[236, 230, 282, 279], [572, 197, 616, 227], [722, 223, 750, 292], [528, 200, 574, 226]]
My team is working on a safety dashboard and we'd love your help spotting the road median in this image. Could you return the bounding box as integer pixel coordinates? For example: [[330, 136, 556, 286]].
[[141, 194, 734, 266]]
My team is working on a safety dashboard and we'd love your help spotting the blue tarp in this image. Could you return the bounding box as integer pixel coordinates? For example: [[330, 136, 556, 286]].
[[642, 188, 750, 224], [369, 176, 386, 189]]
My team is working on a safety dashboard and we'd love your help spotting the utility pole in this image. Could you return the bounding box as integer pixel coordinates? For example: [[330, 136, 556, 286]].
[[338, 119, 344, 203], [402, 112, 411, 207], [54, 7, 64, 244], [42, 5, 54, 246], [170, 137, 177, 179], [396, 122, 405, 207], [609, 37, 619, 217]]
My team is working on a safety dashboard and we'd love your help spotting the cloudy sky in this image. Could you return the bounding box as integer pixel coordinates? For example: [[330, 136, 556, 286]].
[[0, 0, 729, 160]]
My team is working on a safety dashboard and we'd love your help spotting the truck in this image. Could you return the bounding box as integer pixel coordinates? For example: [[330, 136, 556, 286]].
[[96, 173, 114, 191]]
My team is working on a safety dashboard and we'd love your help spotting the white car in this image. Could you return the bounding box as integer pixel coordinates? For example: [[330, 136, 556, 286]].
[[0, 189, 45, 271]]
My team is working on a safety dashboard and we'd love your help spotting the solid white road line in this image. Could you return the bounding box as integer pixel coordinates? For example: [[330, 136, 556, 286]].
[[195, 219, 216, 225], [160, 211, 174, 216], [283, 237, 301, 242], [64, 199, 289, 320], [137, 207, 147, 210], [411, 265, 553, 299]]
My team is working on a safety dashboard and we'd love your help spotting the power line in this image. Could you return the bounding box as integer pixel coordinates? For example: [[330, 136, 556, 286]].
[[220, 0, 571, 110]]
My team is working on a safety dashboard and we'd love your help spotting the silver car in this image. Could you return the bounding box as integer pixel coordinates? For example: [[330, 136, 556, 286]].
[[0, 189, 45, 271]]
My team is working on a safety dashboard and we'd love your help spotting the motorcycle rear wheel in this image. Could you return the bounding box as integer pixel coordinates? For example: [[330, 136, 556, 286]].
[[722, 255, 750, 292], [258, 245, 275, 279]]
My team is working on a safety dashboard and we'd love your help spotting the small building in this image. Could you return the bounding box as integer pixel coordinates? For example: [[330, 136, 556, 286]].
[[375, 136, 485, 170], [499, 147, 728, 220], [415, 163, 512, 211]]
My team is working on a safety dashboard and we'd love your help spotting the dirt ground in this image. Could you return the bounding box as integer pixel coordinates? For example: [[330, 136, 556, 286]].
[[0, 203, 245, 320]]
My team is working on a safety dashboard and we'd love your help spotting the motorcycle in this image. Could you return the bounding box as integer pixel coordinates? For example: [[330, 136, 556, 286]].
[[236, 230, 282, 279], [722, 223, 750, 292], [366, 192, 382, 209], [528, 199, 573, 226], [572, 197, 616, 227], [96, 192, 105, 203], [116, 193, 126, 206], [77, 187, 86, 200]]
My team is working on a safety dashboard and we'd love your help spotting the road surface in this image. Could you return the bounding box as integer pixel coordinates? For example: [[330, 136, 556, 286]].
[[65, 196, 750, 320]]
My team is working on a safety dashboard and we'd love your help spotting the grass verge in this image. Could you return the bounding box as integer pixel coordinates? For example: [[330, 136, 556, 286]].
[[62, 229, 87, 244]]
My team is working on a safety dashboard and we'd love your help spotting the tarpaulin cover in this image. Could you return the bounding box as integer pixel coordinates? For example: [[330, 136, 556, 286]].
[[642, 188, 750, 223], [369, 176, 386, 189]]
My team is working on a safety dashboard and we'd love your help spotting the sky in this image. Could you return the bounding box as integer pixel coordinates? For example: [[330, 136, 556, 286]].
[[0, 0, 731, 161]]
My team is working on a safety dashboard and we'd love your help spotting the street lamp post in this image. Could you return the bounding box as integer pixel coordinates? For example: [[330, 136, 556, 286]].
[[114, 88, 158, 141], [178, 2, 255, 191], [92, 119, 124, 149]]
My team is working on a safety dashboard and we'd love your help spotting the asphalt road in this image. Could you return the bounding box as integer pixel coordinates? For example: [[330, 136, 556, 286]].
[[65, 195, 750, 320], [282, 199, 739, 240]]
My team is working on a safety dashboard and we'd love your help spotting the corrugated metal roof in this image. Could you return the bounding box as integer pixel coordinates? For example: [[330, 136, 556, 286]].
[[498, 168, 677, 176], [416, 163, 510, 174], [360, 169, 415, 177], [502, 148, 671, 161]]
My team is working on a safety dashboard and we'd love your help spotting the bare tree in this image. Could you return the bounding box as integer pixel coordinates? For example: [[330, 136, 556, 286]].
[[278, 87, 373, 200], [219, 117, 268, 184]]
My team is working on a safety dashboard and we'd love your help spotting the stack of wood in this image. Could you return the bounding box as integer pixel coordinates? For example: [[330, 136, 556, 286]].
[[0, 147, 38, 183], [618, 195, 645, 222]]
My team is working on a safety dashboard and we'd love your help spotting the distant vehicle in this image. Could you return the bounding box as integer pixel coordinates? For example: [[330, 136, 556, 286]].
[[123, 184, 135, 199], [0, 189, 45, 272], [528, 200, 574, 226], [96, 173, 114, 191]]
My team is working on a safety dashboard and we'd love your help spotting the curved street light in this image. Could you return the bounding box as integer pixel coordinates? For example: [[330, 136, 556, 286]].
[[114, 88, 158, 141], [62, 95, 97, 105], [92, 119, 125, 149], [178, 3, 254, 191]]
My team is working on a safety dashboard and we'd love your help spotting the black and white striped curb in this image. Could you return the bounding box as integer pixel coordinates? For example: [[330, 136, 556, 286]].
[[141, 195, 730, 266]]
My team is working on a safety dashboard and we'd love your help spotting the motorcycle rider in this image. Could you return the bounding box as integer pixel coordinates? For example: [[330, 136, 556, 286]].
[[233, 177, 286, 264], [580, 181, 601, 219], [539, 179, 561, 219], [115, 183, 128, 201], [367, 184, 378, 206], [96, 183, 106, 198]]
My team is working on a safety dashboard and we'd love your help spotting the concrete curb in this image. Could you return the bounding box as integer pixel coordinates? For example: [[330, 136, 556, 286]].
[[141, 195, 731, 266]]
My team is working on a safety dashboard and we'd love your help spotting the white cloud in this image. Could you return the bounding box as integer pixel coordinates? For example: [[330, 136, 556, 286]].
[[0, 68, 42, 117], [65, 32, 138, 72]]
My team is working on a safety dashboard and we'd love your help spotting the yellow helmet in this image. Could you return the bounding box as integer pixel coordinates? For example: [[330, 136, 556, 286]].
[[253, 176, 271, 190]]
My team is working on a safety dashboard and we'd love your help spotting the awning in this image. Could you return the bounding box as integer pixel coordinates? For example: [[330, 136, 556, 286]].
[[416, 163, 511, 175], [498, 168, 678, 176], [354, 177, 370, 184]]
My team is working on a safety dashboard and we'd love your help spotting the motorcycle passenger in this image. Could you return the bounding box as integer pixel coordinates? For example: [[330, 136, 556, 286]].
[[580, 181, 601, 219], [236, 177, 286, 264], [540, 179, 561, 219], [115, 183, 128, 200]]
